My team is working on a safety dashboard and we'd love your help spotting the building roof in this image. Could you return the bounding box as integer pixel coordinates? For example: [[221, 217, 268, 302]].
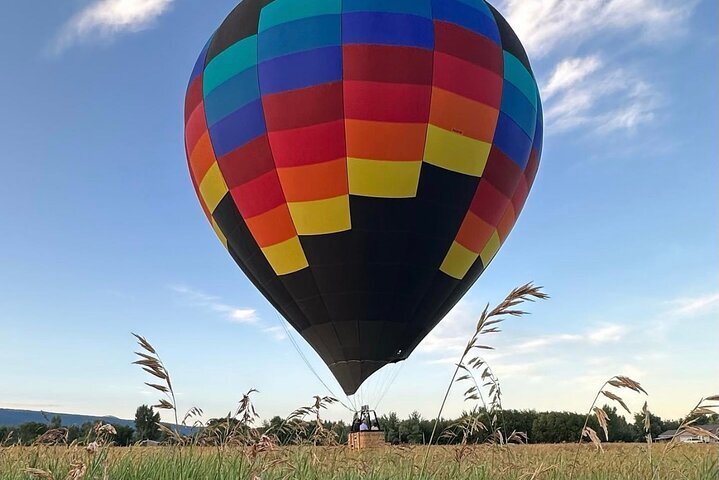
[[657, 424, 719, 439]]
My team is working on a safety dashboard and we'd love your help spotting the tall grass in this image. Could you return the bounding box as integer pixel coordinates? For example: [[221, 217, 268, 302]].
[[6, 444, 717, 480], [421, 283, 548, 476]]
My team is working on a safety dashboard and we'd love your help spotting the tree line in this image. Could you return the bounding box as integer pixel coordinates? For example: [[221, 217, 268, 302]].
[[301, 407, 709, 445], [2, 404, 715, 446]]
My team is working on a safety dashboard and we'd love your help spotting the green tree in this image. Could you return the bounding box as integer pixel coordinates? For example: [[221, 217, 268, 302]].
[[134, 405, 161, 442], [402, 411, 424, 444], [49, 415, 62, 430], [501, 409, 538, 443], [531, 412, 592, 443], [684, 414, 718, 426], [0, 426, 13, 445], [16, 422, 48, 445], [663, 419, 680, 431], [382, 412, 400, 443], [328, 420, 349, 444], [633, 411, 665, 441], [262, 416, 288, 444], [113, 424, 135, 446], [66, 422, 94, 444], [601, 405, 634, 442]]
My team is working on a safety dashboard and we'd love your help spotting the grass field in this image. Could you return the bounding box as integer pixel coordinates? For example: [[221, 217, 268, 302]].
[[2, 444, 717, 480]]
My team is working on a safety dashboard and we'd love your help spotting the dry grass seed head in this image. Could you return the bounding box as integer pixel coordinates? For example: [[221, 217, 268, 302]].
[[94, 423, 116, 437], [508, 430, 528, 444], [582, 427, 603, 451], [145, 382, 169, 394], [182, 406, 204, 426], [236, 388, 260, 425], [641, 402, 650, 430], [25, 468, 55, 480], [682, 426, 719, 442], [607, 376, 647, 395], [32, 428, 68, 446], [601, 390, 630, 414], [64, 462, 87, 480], [593, 407, 609, 441], [519, 462, 557, 480], [132, 333, 156, 354]]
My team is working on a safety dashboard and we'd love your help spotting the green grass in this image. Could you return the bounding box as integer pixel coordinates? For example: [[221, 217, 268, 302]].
[[2, 444, 717, 480]]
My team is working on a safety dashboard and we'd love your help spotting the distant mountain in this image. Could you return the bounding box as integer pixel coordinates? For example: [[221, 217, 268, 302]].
[[0, 408, 134, 428]]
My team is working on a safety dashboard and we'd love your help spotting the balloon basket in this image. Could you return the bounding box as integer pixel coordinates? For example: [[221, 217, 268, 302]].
[[348, 431, 386, 450]]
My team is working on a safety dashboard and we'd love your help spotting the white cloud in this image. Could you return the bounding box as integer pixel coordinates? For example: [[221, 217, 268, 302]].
[[498, 0, 696, 58], [170, 285, 220, 304], [54, 0, 174, 52], [229, 309, 259, 324], [496, 325, 626, 357], [491, 360, 550, 381], [493, 1, 695, 136], [1, 402, 62, 409], [542, 58, 660, 134], [424, 356, 460, 366], [573, 364, 646, 390], [417, 290, 712, 418], [510, 334, 582, 353], [596, 102, 656, 133], [588, 324, 627, 343], [666, 292, 719, 318], [170, 285, 261, 327], [170, 284, 292, 343], [415, 301, 479, 355], [543, 56, 603, 100], [647, 291, 719, 340], [263, 325, 288, 341], [418, 300, 628, 367]]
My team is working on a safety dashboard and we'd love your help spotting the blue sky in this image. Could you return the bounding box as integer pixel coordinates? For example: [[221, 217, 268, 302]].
[[0, 0, 716, 424]]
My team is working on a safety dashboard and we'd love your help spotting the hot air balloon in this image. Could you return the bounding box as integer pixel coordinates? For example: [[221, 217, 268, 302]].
[[184, 0, 542, 396]]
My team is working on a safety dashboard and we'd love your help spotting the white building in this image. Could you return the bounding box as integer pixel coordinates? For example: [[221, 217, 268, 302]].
[[656, 424, 719, 443]]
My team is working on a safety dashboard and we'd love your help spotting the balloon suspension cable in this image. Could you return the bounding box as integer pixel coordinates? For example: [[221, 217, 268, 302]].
[[374, 361, 405, 411], [275, 312, 356, 413], [346, 360, 404, 414]]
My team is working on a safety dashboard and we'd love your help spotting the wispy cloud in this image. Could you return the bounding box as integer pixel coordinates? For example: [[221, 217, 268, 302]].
[[505, 324, 627, 355], [416, 301, 478, 355], [543, 56, 603, 101], [1, 403, 62, 410], [418, 300, 628, 362], [229, 309, 260, 325], [491, 360, 552, 382], [646, 290, 719, 340], [572, 363, 647, 391], [170, 284, 290, 342], [542, 57, 660, 134], [53, 0, 175, 53], [420, 290, 713, 417], [493, 1, 696, 137], [588, 324, 628, 343], [170, 285, 259, 325], [666, 292, 719, 318], [498, 0, 696, 58], [263, 326, 288, 341], [510, 334, 581, 354]]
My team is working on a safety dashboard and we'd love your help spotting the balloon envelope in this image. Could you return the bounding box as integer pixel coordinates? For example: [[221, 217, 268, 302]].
[[184, 0, 543, 395]]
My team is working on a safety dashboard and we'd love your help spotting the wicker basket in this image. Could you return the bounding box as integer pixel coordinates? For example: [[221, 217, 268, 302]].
[[348, 431, 386, 450]]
